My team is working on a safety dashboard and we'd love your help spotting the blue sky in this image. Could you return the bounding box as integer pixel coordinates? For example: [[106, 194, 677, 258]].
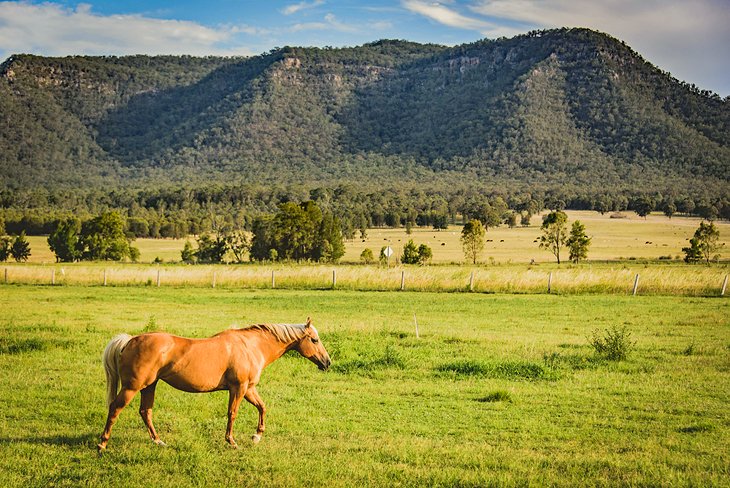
[[1, 1, 728, 96]]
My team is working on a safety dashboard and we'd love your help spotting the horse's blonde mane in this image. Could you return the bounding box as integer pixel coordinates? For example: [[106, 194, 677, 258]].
[[243, 323, 307, 343]]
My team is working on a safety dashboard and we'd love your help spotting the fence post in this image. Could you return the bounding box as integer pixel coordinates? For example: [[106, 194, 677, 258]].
[[332, 269, 337, 289], [401, 271, 405, 291], [469, 271, 474, 292], [103, 269, 107, 286], [632, 274, 640, 296], [413, 312, 419, 339], [271, 270, 276, 289], [51, 269, 55, 286], [721, 274, 728, 296], [212, 271, 217, 289], [157, 269, 161, 287], [547, 272, 552, 293], [4, 268, 7, 284]]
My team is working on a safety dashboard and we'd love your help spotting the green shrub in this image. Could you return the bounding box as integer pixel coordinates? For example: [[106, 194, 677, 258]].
[[588, 325, 635, 361]]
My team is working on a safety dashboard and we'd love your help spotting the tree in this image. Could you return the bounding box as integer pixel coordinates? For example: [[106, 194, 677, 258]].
[[683, 221, 722, 264], [249, 201, 345, 263], [0, 236, 12, 262], [48, 217, 81, 262], [520, 212, 532, 227], [432, 213, 448, 230], [226, 231, 251, 263], [78, 211, 136, 261], [566, 221, 591, 263], [538, 211, 568, 264], [195, 233, 228, 263], [249, 216, 274, 262], [272, 202, 320, 261], [417, 244, 432, 265], [360, 248, 374, 264], [11, 232, 31, 262], [401, 239, 420, 264], [315, 213, 345, 263], [632, 196, 654, 219], [181, 240, 196, 264], [663, 201, 676, 219], [460, 219, 485, 264]]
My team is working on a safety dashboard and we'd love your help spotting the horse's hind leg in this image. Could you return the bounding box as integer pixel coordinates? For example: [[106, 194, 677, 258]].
[[140, 381, 165, 446], [98, 388, 137, 451]]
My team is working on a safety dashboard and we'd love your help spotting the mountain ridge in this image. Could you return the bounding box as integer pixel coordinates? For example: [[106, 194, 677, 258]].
[[1, 28, 728, 196]]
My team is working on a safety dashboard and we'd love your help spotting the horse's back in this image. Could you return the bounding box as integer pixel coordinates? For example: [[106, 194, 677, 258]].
[[120, 332, 240, 393]]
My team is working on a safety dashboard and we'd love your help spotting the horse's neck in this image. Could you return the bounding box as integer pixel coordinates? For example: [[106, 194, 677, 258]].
[[246, 328, 299, 368]]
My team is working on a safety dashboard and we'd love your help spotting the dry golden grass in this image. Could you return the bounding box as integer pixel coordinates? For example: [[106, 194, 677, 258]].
[[2, 261, 728, 296], [21, 211, 729, 265], [344, 211, 729, 264]]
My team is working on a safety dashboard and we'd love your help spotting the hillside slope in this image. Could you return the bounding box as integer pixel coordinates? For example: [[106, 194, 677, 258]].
[[1, 29, 727, 193]]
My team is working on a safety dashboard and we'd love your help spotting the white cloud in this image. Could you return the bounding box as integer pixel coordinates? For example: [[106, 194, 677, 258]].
[[0, 2, 255, 58], [281, 0, 325, 16], [469, 0, 730, 94], [290, 13, 357, 33], [402, 0, 492, 33]]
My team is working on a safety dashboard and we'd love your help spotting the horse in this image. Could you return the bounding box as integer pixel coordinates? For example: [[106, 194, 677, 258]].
[[97, 317, 330, 451]]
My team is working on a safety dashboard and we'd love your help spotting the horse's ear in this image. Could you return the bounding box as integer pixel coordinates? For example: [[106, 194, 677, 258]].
[[305, 317, 312, 328]]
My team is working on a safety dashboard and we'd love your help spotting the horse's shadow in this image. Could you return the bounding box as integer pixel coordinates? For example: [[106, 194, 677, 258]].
[[0, 433, 94, 447]]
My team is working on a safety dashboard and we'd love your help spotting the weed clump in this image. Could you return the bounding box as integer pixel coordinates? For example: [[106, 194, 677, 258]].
[[436, 359, 557, 381], [475, 390, 512, 403], [588, 325, 635, 361], [678, 423, 714, 434], [332, 345, 406, 375], [0, 337, 47, 354]]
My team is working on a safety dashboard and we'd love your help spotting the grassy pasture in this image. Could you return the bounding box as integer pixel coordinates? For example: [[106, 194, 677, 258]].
[[21, 211, 730, 265], [8, 211, 730, 296], [1, 286, 728, 486]]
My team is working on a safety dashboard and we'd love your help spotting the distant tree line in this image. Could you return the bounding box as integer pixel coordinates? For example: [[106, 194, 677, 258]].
[[2, 185, 728, 242]]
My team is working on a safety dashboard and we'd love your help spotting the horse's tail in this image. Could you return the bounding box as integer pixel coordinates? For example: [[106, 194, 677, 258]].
[[102, 334, 133, 407]]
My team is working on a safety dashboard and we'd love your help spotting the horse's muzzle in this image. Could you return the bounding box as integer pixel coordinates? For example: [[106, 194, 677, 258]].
[[318, 356, 331, 371]]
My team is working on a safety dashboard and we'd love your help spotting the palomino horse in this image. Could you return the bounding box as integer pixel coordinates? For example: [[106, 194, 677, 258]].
[[97, 318, 330, 450]]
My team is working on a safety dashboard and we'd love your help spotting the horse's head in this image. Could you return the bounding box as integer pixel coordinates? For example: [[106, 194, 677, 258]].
[[294, 318, 331, 371]]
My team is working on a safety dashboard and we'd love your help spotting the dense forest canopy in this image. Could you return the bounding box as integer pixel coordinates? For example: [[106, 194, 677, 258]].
[[0, 28, 728, 232]]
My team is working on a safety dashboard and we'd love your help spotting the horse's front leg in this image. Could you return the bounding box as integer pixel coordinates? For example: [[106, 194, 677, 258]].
[[225, 385, 245, 448], [244, 386, 266, 443]]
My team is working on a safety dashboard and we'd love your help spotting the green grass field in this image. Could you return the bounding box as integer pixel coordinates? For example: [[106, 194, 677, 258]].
[[1, 286, 728, 486]]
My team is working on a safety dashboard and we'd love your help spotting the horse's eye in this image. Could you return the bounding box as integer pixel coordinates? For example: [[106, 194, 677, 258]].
[[311, 337, 319, 344]]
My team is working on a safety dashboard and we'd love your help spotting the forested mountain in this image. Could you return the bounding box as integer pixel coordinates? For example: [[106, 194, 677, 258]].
[[1, 28, 728, 198]]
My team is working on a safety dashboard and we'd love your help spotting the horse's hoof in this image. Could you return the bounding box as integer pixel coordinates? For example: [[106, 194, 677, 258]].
[[96, 444, 106, 453], [251, 434, 261, 444], [153, 439, 167, 447]]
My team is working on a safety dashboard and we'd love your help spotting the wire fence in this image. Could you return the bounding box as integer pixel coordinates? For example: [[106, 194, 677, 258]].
[[2, 264, 729, 296]]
